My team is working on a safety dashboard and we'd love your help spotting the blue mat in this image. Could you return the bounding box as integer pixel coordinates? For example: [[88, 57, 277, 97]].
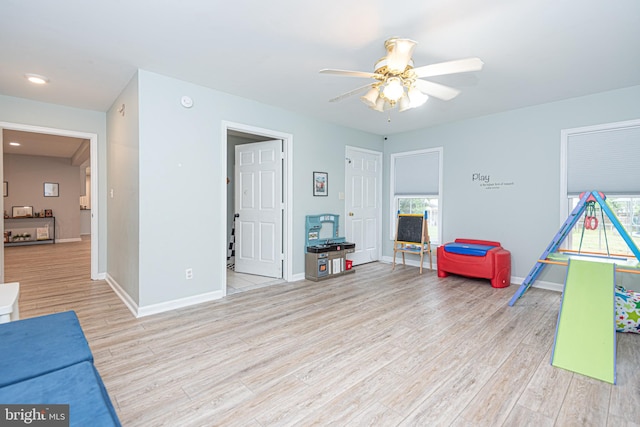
[[0, 361, 121, 426], [0, 311, 93, 387], [443, 242, 495, 257]]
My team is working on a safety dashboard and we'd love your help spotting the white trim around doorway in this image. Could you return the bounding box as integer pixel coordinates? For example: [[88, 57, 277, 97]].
[[221, 121, 294, 295], [0, 121, 100, 280]]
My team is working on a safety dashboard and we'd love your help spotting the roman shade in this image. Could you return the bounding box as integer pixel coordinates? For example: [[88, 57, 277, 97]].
[[393, 150, 440, 196], [567, 125, 640, 195]]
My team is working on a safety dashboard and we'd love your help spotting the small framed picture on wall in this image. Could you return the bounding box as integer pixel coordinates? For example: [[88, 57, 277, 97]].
[[313, 172, 328, 196], [44, 182, 59, 197]]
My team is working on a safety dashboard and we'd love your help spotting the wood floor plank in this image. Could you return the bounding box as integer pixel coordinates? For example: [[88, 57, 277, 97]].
[[454, 342, 550, 426], [398, 361, 497, 426], [516, 345, 573, 420], [554, 375, 611, 426], [502, 404, 556, 427], [609, 332, 640, 425], [4, 239, 639, 426]]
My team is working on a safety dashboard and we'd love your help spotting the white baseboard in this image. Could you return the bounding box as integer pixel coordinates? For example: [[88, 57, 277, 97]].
[[290, 272, 306, 282], [55, 238, 82, 243], [105, 274, 139, 317], [105, 273, 225, 318], [512, 276, 563, 293], [381, 256, 564, 293], [136, 290, 224, 317], [380, 255, 437, 269]]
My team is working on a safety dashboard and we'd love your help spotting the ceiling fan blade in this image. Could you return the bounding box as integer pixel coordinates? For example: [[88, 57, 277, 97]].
[[412, 57, 484, 78], [386, 38, 417, 74], [414, 79, 461, 101], [320, 69, 377, 79], [328, 84, 374, 103]]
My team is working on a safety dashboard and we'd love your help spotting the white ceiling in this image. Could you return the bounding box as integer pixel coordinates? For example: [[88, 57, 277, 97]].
[[1, 0, 639, 136], [3, 129, 88, 160]]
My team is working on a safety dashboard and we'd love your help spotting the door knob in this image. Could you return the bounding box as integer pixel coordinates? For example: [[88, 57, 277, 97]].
[[349, 212, 354, 216]]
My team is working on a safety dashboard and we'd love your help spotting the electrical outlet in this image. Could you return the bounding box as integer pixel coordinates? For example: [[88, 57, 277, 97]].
[[185, 268, 193, 280]]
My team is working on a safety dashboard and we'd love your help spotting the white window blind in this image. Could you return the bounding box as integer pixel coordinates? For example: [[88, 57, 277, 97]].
[[567, 125, 640, 195], [393, 150, 440, 195]]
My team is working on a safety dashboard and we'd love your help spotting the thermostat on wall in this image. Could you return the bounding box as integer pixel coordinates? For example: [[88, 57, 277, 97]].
[[180, 96, 193, 108]]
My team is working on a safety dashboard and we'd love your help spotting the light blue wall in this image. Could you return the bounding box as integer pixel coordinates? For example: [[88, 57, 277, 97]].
[[107, 73, 140, 304], [0, 94, 108, 274], [8, 70, 636, 308], [383, 85, 640, 286], [134, 70, 381, 307]]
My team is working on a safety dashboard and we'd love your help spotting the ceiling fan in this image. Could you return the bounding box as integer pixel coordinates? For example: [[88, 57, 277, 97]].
[[320, 38, 483, 112]]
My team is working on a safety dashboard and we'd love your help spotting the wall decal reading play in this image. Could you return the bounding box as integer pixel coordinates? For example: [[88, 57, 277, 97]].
[[472, 173, 515, 190]]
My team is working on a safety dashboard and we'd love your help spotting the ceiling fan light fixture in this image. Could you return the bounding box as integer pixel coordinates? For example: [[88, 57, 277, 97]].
[[382, 77, 404, 102], [360, 87, 380, 108], [372, 96, 387, 112], [407, 86, 428, 108], [398, 93, 411, 112], [386, 38, 417, 74], [321, 37, 482, 114]]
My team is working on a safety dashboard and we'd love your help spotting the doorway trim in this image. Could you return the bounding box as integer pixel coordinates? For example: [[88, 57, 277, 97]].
[[0, 122, 99, 280], [221, 121, 293, 293]]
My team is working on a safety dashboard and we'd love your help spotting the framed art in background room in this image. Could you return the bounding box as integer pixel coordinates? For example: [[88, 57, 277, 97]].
[[313, 172, 328, 196], [44, 182, 59, 197], [12, 206, 33, 218]]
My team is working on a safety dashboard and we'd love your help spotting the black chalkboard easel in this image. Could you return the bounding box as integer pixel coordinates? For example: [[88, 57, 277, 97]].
[[396, 215, 424, 244], [392, 212, 432, 274]]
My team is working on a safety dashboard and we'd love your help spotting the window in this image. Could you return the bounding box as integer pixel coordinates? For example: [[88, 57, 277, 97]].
[[566, 195, 640, 254], [561, 119, 640, 254], [395, 196, 439, 243], [390, 148, 442, 244]]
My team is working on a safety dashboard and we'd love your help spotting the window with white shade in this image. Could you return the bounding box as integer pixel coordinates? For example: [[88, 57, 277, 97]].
[[561, 119, 640, 253], [390, 148, 442, 244]]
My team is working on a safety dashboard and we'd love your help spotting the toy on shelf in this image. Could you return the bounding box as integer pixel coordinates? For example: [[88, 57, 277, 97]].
[[437, 238, 511, 288]]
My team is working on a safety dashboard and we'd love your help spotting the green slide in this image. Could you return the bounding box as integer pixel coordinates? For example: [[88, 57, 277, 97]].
[[551, 258, 616, 384]]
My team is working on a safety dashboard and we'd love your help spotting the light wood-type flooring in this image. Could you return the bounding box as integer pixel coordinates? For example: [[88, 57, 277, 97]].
[[4, 239, 640, 426]]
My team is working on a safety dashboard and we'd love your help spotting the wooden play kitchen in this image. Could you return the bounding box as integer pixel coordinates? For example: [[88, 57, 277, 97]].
[[305, 214, 355, 281]]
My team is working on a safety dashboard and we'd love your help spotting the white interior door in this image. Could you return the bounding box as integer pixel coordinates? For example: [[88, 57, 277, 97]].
[[234, 140, 283, 278], [345, 146, 382, 265]]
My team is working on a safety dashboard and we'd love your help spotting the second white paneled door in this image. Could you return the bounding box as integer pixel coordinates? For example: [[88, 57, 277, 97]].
[[345, 146, 382, 265], [234, 140, 283, 278]]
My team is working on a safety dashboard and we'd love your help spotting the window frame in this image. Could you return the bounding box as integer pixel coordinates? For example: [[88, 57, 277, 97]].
[[560, 118, 640, 251], [389, 147, 443, 244]]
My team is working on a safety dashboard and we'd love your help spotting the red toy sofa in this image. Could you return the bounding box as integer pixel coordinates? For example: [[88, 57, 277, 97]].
[[437, 238, 511, 288]]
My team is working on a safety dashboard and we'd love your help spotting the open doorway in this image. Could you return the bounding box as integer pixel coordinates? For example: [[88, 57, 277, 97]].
[[0, 122, 99, 282], [222, 122, 293, 295]]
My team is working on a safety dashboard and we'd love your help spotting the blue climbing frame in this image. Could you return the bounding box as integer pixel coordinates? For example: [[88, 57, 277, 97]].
[[509, 191, 640, 306]]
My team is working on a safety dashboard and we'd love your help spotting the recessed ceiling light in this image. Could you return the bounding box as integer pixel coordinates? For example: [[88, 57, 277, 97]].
[[9, 142, 21, 146], [25, 73, 49, 84]]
